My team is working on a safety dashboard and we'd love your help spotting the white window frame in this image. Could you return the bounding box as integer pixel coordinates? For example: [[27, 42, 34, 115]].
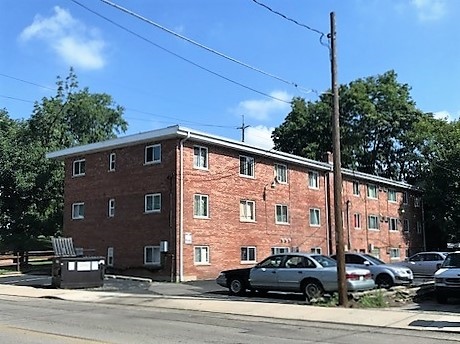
[[368, 215, 379, 230], [194, 246, 210, 264], [367, 184, 378, 199], [387, 189, 397, 202], [73, 159, 86, 177], [107, 247, 114, 267], [370, 247, 381, 259], [309, 208, 320, 226], [145, 193, 161, 213], [241, 246, 256, 263], [109, 153, 116, 171], [240, 200, 255, 222], [308, 171, 319, 189], [144, 246, 161, 265], [352, 181, 360, 196], [389, 248, 400, 260], [414, 197, 421, 208], [271, 247, 290, 254], [275, 204, 289, 224], [275, 163, 287, 183], [194, 194, 209, 218], [108, 198, 115, 217], [239, 155, 255, 178], [145, 144, 161, 164], [311, 247, 322, 254], [72, 202, 85, 219], [389, 217, 398, 231], [193, 146, 208, 169], [403, 219, 410, 232], [353, 213, 361, 229]]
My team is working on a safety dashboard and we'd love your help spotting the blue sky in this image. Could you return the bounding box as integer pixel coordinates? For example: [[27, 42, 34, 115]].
[[1, 0, 459, 149]]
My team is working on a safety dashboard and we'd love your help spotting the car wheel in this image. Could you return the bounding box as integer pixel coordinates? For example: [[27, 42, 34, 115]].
[[436, 293, 448, 304], [302, 279, 324, 300], [375, 274, 393, 289], [229, 278, 245, 295]]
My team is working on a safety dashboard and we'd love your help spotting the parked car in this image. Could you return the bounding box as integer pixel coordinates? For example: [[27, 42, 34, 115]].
[[216, 253, 375, 300], [394, 252, 447, 277], [434, 251, 460, 304], [331, 253, 413, 288]]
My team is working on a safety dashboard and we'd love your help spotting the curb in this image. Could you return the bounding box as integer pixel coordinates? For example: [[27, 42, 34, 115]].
[[105, 274, 153, 283]]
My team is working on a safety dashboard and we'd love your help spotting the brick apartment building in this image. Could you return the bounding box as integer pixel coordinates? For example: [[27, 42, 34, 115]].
[[47, 125, 424, 281]]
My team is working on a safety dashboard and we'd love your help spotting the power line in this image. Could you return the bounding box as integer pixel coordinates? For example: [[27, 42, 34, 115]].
[[0, 94, 35, 104], [97, 0, 316, 95], [250, 0, 329, 48], [0, 73, 56, 91], [69, 0, 291, 104]]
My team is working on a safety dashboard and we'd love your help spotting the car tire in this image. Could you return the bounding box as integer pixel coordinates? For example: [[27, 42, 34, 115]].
[[229, 278, 245, 295], [375, 274, 393, 289], [436, 293, 448, 304], [302, 279, 324, 300]]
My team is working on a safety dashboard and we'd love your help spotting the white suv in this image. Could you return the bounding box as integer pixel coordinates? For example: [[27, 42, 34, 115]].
[[434, 251, 460, 304]]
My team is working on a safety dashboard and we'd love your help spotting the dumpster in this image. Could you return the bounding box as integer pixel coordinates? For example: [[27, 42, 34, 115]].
[[51, 237, 105, 289]]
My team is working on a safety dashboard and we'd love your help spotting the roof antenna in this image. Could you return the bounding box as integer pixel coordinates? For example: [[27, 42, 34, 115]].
[[237, 114, 250, 142]]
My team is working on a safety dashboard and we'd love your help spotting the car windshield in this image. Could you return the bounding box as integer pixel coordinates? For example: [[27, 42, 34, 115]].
[[442, 254, 460, 268], [363, 254, 386, 265], [311, 255, 337, 267]]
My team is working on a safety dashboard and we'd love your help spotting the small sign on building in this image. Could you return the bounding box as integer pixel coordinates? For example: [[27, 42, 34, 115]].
[[185, 232, 192, 244]]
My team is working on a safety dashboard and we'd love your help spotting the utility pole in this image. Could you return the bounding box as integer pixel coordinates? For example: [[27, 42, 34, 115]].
[[237, 115, 250, 142], [330, 12, 347, 307]]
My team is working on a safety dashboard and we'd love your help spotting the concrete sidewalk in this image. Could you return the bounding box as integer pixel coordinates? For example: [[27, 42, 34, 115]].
[[0, 283, 459, 336]]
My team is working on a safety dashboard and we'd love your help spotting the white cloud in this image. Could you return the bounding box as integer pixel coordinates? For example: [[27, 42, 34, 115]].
[[411, 0, 447, 22], [19, 6, 106, 70], [433, 110, 455, 122], [244, 125, 275, 150], [235, 91, 292, 121]]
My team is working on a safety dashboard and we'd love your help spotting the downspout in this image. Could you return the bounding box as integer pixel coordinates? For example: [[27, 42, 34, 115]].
[[421, 198, 426, 251], [325, 172, 332, 255], [346, 200, 351, 251], [179, 131, 191, 282]]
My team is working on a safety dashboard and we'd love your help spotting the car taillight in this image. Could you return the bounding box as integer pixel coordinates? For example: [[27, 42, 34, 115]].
[[346, 273, 360, 280]]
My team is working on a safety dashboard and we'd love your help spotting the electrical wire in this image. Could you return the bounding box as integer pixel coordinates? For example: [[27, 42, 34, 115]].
[[0, 73, 56, 92], [96, 0, 316, 95], [69, 0, 292, 104], [250, 0, 330, 49]]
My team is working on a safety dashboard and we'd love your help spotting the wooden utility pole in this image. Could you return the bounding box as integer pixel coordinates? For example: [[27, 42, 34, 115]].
[[330, 12, 347, 307], [237, 115, 250, 142]]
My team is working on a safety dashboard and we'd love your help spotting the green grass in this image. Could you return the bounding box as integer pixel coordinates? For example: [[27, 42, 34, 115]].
[[357, 290, 388, 308]]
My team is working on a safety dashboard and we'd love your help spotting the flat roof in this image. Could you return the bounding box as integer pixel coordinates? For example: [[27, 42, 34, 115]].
[[46, 125, 419, 191]]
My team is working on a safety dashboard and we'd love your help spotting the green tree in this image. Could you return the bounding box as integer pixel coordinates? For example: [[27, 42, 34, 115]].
[[0, 69, 127, 254], [273, 70, 425, 181]]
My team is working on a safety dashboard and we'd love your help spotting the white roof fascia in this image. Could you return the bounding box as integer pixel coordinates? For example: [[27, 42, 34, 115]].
[[342, 169, 418, 191]]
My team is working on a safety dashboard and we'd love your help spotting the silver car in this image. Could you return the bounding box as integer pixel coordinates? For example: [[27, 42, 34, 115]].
[[331, 253, 413, 288], [397, 252, 447, 277], [249, 253, 375, 300]]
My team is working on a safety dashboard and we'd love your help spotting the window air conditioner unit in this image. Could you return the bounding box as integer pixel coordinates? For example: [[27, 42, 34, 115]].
[[160, 240, 169, 253]]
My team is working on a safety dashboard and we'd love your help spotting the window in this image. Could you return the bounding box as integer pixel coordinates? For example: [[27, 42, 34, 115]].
[[107, 247, 114, 267], [370, 248, 381, 259], [275, 204, 289, 224], [309, 208, 320, 226], [308, 171, 319, 189], [145, 144, 161, 164], [368, 215, 379, 230], [240, 200, 255, 222], [414, 197, 421, 208], [194, 246, 209, 264], [194, 194, 209, 218], [239, 155, 254, 177], [271, 247, 290, 254], [72, 202, 85, 219], [145, 193, 161, 213], [275, 164, 287, 183], [416, 221, 422, 234], [193, 146, 208, 169], [241, 246, 256, 263], [352, 181, 360, 196], [403, 191, 408, 205], [367, 184, 378, 199], [109, 153, 116, 171], [311, 247, 322, 254], [388, 189, 397, 202], [144, 246, 160, 265], [389, 248, 400, 260], [108, 198, 115, 217], [353, 213, 361, 229], [73, 159, 86, 177], [403, 219, 410, 232], [389, 217, 398, 231]]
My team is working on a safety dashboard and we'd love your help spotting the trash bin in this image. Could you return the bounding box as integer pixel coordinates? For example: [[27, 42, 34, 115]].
[[51, 237, 105, 289]]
